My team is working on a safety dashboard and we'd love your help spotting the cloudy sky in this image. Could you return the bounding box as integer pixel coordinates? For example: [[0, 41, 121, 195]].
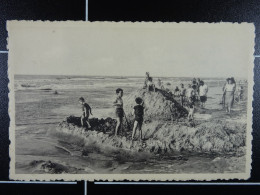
[[8, 22, 254, 78]]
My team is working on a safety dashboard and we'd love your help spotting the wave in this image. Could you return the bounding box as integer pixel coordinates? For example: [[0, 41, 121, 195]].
[[15, 80, 143, 92], [20, 84, 36, 88], [15, 82, 90, 91], [60, 76, 106, 81]]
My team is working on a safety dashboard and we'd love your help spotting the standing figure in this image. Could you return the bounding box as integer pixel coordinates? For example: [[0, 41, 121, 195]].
[[236, 85, 244, 102], [192, 78, 197, 88], [191, 79, 198, 100], [157, 78, 164, 90], [222, 78, 229, 109], [230, 77, 236, 107], [179, 83, 186, 107], [188, 102, 195, 121], [147, 77, 155, 92], [131, 97, 144, 142], [79, 97, 92, 128], [143, 72, 150, 89], [199, 80, 208, 108], [186, 84, 196, 104], [113, 88, 124, 136], [174, 86, 180, 97], [196, 78, 201, 100], [223, 78, 236, 113], [157, 78, 162, 88], [143, 72, 155, 92]]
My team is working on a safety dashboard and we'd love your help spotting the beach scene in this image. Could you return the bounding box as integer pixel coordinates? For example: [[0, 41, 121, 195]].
[[14, 74, 248, 174], [8, 22, 254, 180]]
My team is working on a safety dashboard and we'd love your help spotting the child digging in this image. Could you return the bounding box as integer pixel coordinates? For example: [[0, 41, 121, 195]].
[[79, 97, 92, 129], [113, 88, 124, 136], [131, 97, 144, 144]]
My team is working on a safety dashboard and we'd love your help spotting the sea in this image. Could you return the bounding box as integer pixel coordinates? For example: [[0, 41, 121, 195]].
[[14, 75, 243, 174]]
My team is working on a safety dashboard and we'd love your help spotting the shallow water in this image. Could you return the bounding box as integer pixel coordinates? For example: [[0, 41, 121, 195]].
[[15, 75, 246, 174]]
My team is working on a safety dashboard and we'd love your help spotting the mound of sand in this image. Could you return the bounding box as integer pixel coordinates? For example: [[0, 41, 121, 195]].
[[142, 120, 246, 154], [56, 88, 246, 155], [65, 115, 118, 133], [123, 88, 188, 121], [57, 115, 245, 154]]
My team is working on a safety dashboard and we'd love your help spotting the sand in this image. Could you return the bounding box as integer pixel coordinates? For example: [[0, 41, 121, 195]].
[[54, 89, 246, 159], [15, 76, 248, 174]]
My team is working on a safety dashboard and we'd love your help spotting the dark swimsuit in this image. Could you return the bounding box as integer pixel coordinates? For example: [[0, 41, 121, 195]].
[[114, 97, 124, 118], [82, 103, 91, 118], [115, 108, 124, 118], [134, 105, 144, 126]]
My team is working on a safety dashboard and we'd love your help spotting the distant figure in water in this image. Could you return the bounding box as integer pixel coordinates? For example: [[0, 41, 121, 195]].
[[113, 88, 124, 136], [79, 97, 92, 128], [143, 72, 155, 92], [199, 80, 208, 108], [131, 97, 144, 142], [223, 78, 236, 113]]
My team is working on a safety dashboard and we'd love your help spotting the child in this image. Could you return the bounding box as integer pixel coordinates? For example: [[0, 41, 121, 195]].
[[113, 88, 124, 136], [143, 72, 150, 89], [186, 84, 196, 104], [157, 78, 165, 90], [188, 102, 195, 121], [173, 86, 180, 97], [236, 85, 244, 102], [131, 97, 144, 142], [180, 83, 186, 107], [199, 80, 208, 108], [79, 97, 92, 128], [147, 77, 155, 92]]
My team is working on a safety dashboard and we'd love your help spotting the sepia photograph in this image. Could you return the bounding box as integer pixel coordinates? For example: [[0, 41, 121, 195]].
[[7, 21, 254, 181]]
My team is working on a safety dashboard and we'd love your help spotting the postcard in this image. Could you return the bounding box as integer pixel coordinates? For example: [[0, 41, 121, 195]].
[[7, 21, 254, 181]]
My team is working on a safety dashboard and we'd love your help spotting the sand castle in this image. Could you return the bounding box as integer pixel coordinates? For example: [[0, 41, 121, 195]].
[[56, 88, 246, 155]]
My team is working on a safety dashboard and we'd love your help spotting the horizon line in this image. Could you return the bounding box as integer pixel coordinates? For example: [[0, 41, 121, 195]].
[[14, 73, 247, 79]]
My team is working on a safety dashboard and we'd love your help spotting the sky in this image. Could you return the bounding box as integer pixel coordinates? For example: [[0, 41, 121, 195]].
[[8, 22, 254, 78]]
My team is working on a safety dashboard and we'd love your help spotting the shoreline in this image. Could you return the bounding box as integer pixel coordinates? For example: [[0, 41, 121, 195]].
[[15, 79, 248, 174]]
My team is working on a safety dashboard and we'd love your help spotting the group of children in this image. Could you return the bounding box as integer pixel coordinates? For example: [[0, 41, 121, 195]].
[[174, 79, 208, 106], [172, 78, 209, 121], [78, 75, 208, 142], [112, 88, 145, 142], [78, 88, 145, 142], [78, 75, 245, 143]]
